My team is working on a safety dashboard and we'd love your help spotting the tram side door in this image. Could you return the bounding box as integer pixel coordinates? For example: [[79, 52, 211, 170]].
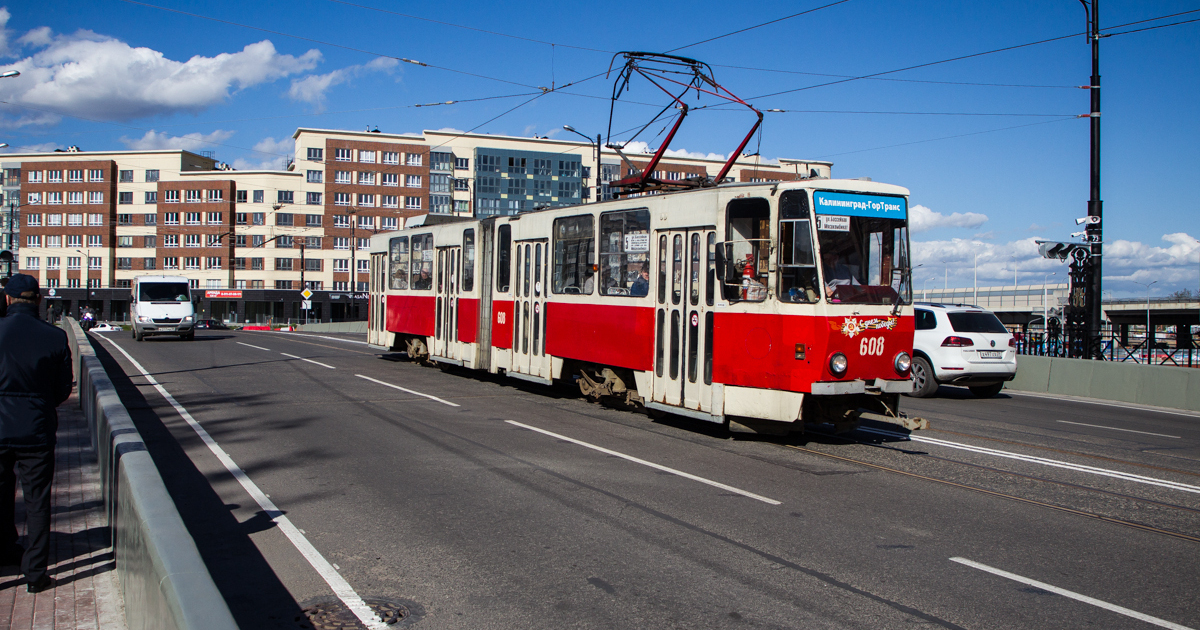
[[434, 246, 460, 360], [653, 229, 715, 411], [512, 239, 550, 379]]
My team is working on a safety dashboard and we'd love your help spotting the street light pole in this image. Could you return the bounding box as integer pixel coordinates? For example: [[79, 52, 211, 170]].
[[1132, 279, 1157, 363], [563, 126, 601, 202], [1083, 0, 1105, 358]]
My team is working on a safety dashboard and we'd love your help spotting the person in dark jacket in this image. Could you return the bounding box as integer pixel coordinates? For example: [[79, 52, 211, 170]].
[[0, 274, 72, 593]]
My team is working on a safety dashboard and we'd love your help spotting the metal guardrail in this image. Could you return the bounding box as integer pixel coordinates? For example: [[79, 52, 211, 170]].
[[1014, 330, 1198, 368], [66, 318, 238, 630]]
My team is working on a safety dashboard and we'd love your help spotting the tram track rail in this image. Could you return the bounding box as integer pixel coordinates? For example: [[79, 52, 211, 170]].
[[786, 431, 1200, 545]]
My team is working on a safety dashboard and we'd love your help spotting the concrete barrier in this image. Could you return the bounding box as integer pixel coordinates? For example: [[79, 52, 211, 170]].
[[296, 320, 367, 333], [1007, 354, 1200, 412], [66, 319, 238, 630]]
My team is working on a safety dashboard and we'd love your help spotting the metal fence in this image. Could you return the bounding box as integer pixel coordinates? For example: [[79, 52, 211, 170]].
[[1014, 328, 1199, 368]]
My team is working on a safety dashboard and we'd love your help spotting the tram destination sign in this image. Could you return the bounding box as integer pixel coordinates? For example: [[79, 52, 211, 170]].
[[814, 191, 906, 219]]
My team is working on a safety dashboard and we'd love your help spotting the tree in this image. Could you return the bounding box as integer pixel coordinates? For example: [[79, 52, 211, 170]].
[[1169, 288, 1194, 299]]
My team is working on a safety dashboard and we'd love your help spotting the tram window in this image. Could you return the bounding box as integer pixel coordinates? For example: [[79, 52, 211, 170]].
[[388, 236, 408, 290], [437, 250, 444, 293], [687, 310, 699, 382], [656, 309, 665, 377], [462, 229, 475, 292], [410, 233, 433, 290], [657, 235, 667, 304], [778, 191, 818, 303], [816, 193, 911, 305], [552, 214, 595, 294], [496, 224, 511, 292], [706, 233, 716, 306], [703, 311, 714, 384], [689, 233, 701, 306], [671, 234, 683, 305], [598, 208, 650, 296], [669, 311, 680, 379], [721, 198, 770, 302], [523, 244, 531, 297], [534, 243, 542, 296]]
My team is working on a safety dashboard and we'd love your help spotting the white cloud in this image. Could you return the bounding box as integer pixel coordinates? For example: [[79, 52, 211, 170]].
[[909, 204, 988, 233], [614, 140, 726, 161], [0, 28, 319, 125], [912, 232, 1200, 296], [230, 136, 294, 170], [119, 129, 234, 152], [0, 141, 59, 153], [0, 8, 11, 56], [287, 57, 397, 109]]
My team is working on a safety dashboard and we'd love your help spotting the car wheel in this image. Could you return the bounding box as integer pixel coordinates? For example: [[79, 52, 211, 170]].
[[909, 356, 938, 398], [135, 328, 144, 342], [969, 383, 1005, 398]]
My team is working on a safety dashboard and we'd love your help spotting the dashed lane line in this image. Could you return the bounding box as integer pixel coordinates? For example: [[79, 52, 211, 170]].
[[1056, 420, 1181, 439], [355, 374, 460, 407], [280, 353, 335, 369], [236, 342, 271, 351], [950, 557, 1194, 630], [97, 336, 389, 630], [506, 420, 782, 506]]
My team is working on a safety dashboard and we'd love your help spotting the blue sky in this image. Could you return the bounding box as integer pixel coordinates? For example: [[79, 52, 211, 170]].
[[1, 0, 1197, 297]]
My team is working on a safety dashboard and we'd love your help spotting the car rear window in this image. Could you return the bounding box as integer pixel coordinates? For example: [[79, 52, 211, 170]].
[[915, 309, 937, 330], [947, 312, 1008, 334]]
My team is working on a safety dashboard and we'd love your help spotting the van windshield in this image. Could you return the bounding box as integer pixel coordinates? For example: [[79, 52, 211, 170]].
[[140, 283, 191, 302]]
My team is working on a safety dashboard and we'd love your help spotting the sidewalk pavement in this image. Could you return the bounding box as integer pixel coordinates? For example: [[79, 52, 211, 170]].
[[0, 392, 127, 630]]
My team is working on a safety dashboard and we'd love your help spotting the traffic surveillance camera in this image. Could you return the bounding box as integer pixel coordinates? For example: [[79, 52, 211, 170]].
[[1070, 231, 1086, 238], [1075, 216, 1101, 225]]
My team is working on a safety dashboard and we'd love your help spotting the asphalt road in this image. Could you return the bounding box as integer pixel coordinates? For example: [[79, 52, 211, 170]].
[[88, 328, 1200, 630]]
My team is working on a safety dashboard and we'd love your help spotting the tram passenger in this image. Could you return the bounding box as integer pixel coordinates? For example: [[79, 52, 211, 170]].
[[415, 267, 432, 291], [822, 250, 859, 295], [629, 263, 650, 297]]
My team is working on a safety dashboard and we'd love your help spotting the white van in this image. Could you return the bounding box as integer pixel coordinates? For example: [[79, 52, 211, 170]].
[[130, 275, 196, 341]]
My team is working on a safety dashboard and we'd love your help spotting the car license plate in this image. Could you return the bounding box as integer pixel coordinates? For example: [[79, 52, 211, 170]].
[[979, 350, 1003, 359], [159, 326, 175, 331]]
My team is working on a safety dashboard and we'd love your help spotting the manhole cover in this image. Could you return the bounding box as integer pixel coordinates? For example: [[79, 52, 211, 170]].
[[296, 597, 417, 629]]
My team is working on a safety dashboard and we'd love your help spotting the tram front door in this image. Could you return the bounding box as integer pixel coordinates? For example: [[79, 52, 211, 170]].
[[434, 246, 460, 361], [511, 239, 551, 380], [652, 229, 716, 412]]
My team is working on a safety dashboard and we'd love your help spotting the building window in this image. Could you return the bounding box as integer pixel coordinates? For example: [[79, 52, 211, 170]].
[[236, 212, 247, 225], [235, 235, 247, 247], [68, 169, 84, 183], [507, 178, 526, 196], [454, 200, 469, 213], [275, 280, 292, 290], [117, 257, 132, 270], [507, 157, 526, 174], [251, 257, 264, 270], [46, 278, 60, 288], [306, 170, 323, 183], [431, 152, 453, 171], [67, 279, 80, 289], [89, 213, 103, 226], [118, 236, 134, 248], [308, 147, 324, 161], [47, 192, 63, 204], [430, 195, 451, 214], [26, 192, 41, 204], [430, 174, 450, 193], [382, 195, 398, 208], [164, 190, 180, 203], [206, 212, 222, 224], [185, 212, 202, 225], [26, 213, 42, 227], [252, 212, 264, 225], [144, 213, 156, 226], [275, 258, 293, 271], [232, 257, 246, 270], [358, 171, 376, 185], [358, 193, 375, 207], [68, 213, 83, 226], [119, 170, 133, 182], [67, 256, 81, 270], [454, 178, 469, 191], [24, 257, 39, 270], [207, 189, 223, 202], [206, 279, 221, 289], [404, 175, 421, 188], [143, 235, 157, 248], [477, 155, 499, 172], [382, 151, 399, 165], [206, 234, 223, 247], [276, 213, 294, 226], [534, 180, 551, 197], [163, 234, 178, 247], [334, 192, 351, 206], [533, 159, 551, 176], [253, 190, 264, 203], [335, 148, 352, 162], [184, 257, 201, 270], [454, 157, 469, 170], [66, 235, 82, 248], [47, 170, 63, 183], [558, 181, 579, 198], [333, 215, 350, 228], [87, 235, 102, 247], [88, 169, 104, 182], [66, 191, 83, 205], [164, 213, 179, 225], [46, 213, 62, 226], [359, 150, 375, 164], [235, 190, 247, 203], [145, 191, 158, 204], [406, 153, 423, 166], [333, 237, 350, 250], [89, 191, 105, 204], [304, 236, 322, 249], [27, 171, 42, 183], [143, 258, 156, 270], [118, 192, 133, 205], [26, 235, 40, 247], [334, 170, 351, 184], [163, 257, 178, 270], [305, 214, 322, 227], [333, 259, 349, 272], [185, 234, 202, 247], [145, 169, 159, 182], [558, 160, 580, 177], [186, 190, 203, 203], [206, 257, 222, 269], [381, 217, 397, 230], [46, 256, 58, 270], [304, 258, 322, 272], [306, 191, 323, 205], [276, 235, 293, 248], [405, 196, 422, 210], [381, 172, 398, 186], [277, 190, 294, 204]]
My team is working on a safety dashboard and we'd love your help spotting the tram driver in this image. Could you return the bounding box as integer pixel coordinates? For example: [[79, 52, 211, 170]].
[[822, 250, 860, 296]]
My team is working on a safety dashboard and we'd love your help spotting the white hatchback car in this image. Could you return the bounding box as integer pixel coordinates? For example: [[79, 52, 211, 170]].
[[908, 303, 1017, 398]]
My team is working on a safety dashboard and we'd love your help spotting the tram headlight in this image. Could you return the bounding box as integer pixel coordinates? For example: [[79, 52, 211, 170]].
[[829, 352, 848, 377], [894, 352, 912, 375]]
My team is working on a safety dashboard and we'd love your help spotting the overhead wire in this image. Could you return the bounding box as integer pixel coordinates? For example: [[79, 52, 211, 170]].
[[815, 117, 1078, 159], [665, 0, 854, 53]]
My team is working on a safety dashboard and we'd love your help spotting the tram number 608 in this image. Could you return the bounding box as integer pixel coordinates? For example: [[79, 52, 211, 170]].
[[859, 336, 885, 356]]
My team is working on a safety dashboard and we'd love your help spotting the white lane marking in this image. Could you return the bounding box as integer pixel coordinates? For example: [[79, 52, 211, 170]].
[[281, 353, 335, 369], [259, 330, 370, 345], [98, 336, 388, 629], [860, 427, 1200, 495], [1005, 390, 1200, 419], [1057, 420, 1181, 439], [506, 420, 782, 506], [950, 557, 1194, 630], [355, 374, 460, 407], [236, 342, 271, 351]]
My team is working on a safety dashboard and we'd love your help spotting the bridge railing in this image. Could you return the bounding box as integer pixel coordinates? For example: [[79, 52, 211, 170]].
[[1014, 329, 1198, 368]]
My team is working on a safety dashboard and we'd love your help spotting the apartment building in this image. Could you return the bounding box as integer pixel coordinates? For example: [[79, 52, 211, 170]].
[[4, 128, 832, 325]]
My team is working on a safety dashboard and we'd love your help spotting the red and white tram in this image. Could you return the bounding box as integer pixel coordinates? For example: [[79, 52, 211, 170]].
[[368, 179, 924, 434]]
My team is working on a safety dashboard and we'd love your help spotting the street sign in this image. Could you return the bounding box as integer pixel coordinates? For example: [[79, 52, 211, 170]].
[[300, 288, 314, 300], [301, 300, 312, 310]]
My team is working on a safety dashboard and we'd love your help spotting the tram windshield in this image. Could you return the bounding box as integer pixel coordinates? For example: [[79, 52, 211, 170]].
[[812, 191, 911, 305]]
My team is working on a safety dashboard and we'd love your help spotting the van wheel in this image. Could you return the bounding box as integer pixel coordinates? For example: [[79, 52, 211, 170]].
[[908, 357, 937, 398], [969, 383, 1004, 398], [182, 332, 194, 341]]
